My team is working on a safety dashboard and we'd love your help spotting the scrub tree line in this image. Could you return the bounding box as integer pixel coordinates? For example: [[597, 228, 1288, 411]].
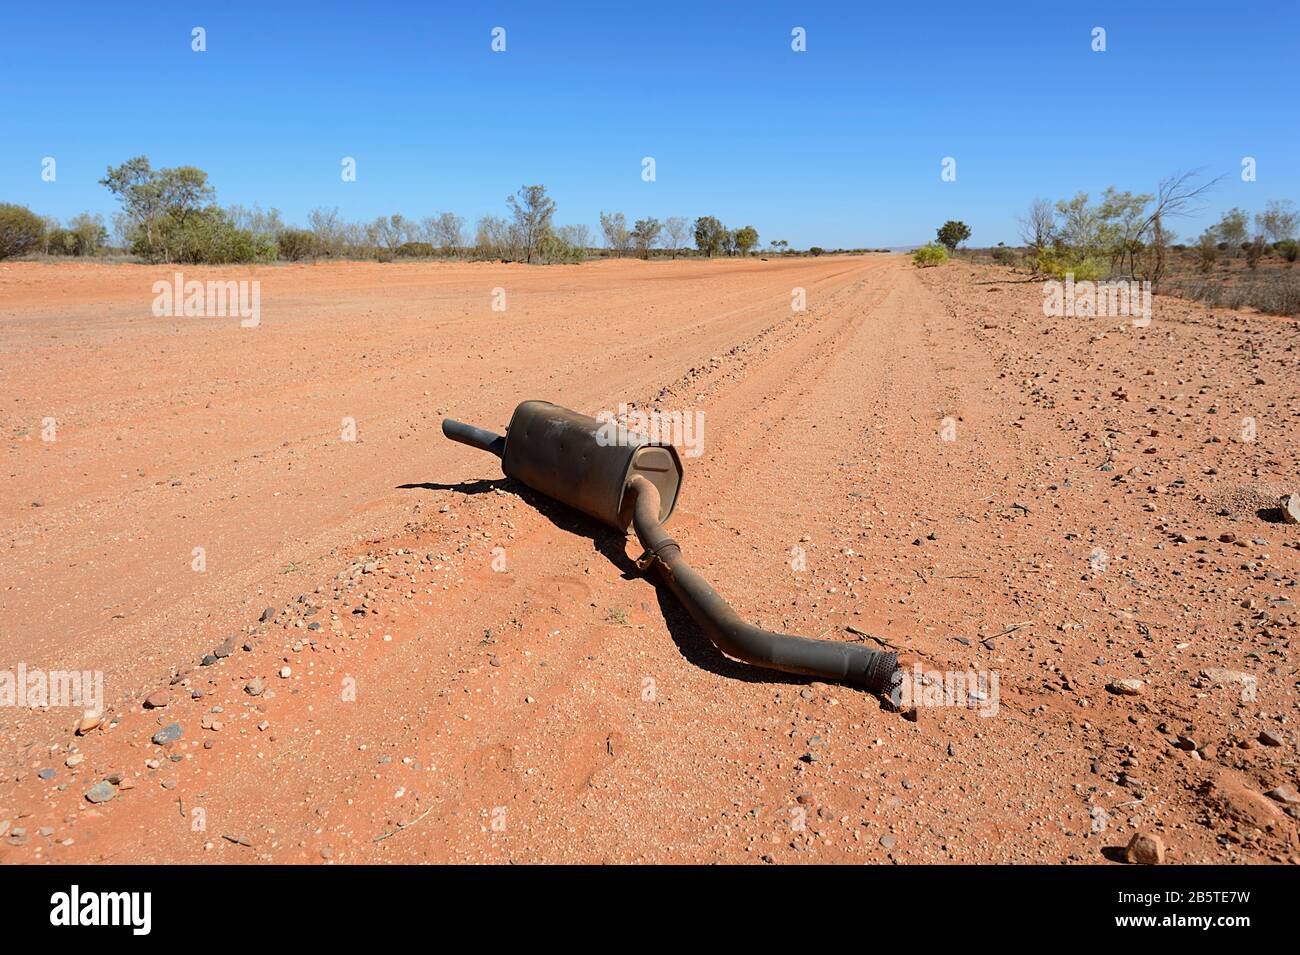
[[0, 157, 773, 265]]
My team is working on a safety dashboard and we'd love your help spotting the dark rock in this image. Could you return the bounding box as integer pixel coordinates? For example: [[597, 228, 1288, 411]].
[[151, 723, 183, 745], [85, 781, 116, 804]]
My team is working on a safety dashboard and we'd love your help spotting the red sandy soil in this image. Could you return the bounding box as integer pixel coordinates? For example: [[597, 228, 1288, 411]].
[[1, 255, 1297, 864]]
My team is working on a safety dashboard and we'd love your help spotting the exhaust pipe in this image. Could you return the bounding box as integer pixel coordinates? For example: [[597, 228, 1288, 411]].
[[441, 401, 897, 692]]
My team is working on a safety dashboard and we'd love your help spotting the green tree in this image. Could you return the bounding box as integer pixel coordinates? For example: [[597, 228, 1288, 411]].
[[506, 184, 556, 264], [630, 217, 662, 258], [733, 225, 759, 256], [1210, 208, 1249, 252], [664, 217, 690, 257], [67, 212, 108, 255], [1256, 200, 1298, 244], [693, 216, 726, 257], [600, 211, 630, 255], [1097, 187, 1153, 275], [100, 156, 216, 262], [936, 220, 971, 253]]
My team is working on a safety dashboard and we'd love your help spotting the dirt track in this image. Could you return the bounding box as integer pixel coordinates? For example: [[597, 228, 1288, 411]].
[[2, 255, 1297, 863]]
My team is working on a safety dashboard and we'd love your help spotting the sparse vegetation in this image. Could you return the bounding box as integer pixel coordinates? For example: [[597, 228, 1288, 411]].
[[975, 178, 1299, 315], [12, 155, 800, 267], [1035, 252, 1104, 282]]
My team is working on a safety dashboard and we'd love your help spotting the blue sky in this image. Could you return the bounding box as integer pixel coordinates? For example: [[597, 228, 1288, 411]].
[[2, 1, 1297, 248]]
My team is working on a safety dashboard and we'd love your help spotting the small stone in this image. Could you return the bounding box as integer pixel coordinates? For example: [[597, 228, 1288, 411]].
[[200, 654, 217, 667], [245, 678, 265, 697], [85, 781, 116, 804], [1201, 667, 1254, 686], [38, 768, 56, 780], [1123, 832, 1165, 864], [151, 722, 183, 745], [259, 606, 276, 623], [64, 753, 84, 767], [213, 637, 235, 659], [279, 666, 291, 679], [1281, 494, 1300, 525], [1266, 784, 1300, 805], [1258, 730, 1284, 747], [144, 690, 170, 709], [76, 715, 103, 735], [879, 834, 896, 850], [1107, 679, 1144, 696]]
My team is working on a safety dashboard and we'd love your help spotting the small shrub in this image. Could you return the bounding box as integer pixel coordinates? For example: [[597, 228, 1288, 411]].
[[1275, 239, 1299, 264], [130, 207, 276, 264], [912, 243, 948, 268], [0, 203, 46, 259], [278, 228, 319, 261], [1197, 235, 1219, 274], [46, 228, 77, 255], [991, 245, 1016, 265], [396, 241, 436, 258], [1245, 237, 1266, 270], [809, 246, 825, 256], [1036, 253, 1103, 282], [1165, 273, 1300, 317], [537, 232, 585, 264]]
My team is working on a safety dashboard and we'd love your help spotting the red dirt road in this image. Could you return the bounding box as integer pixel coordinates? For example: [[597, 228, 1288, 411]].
[[2, 255, 1297, 863]]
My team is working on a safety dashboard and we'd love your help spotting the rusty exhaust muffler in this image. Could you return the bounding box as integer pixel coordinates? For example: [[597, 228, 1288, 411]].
[[442, 401, 897, 692]]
